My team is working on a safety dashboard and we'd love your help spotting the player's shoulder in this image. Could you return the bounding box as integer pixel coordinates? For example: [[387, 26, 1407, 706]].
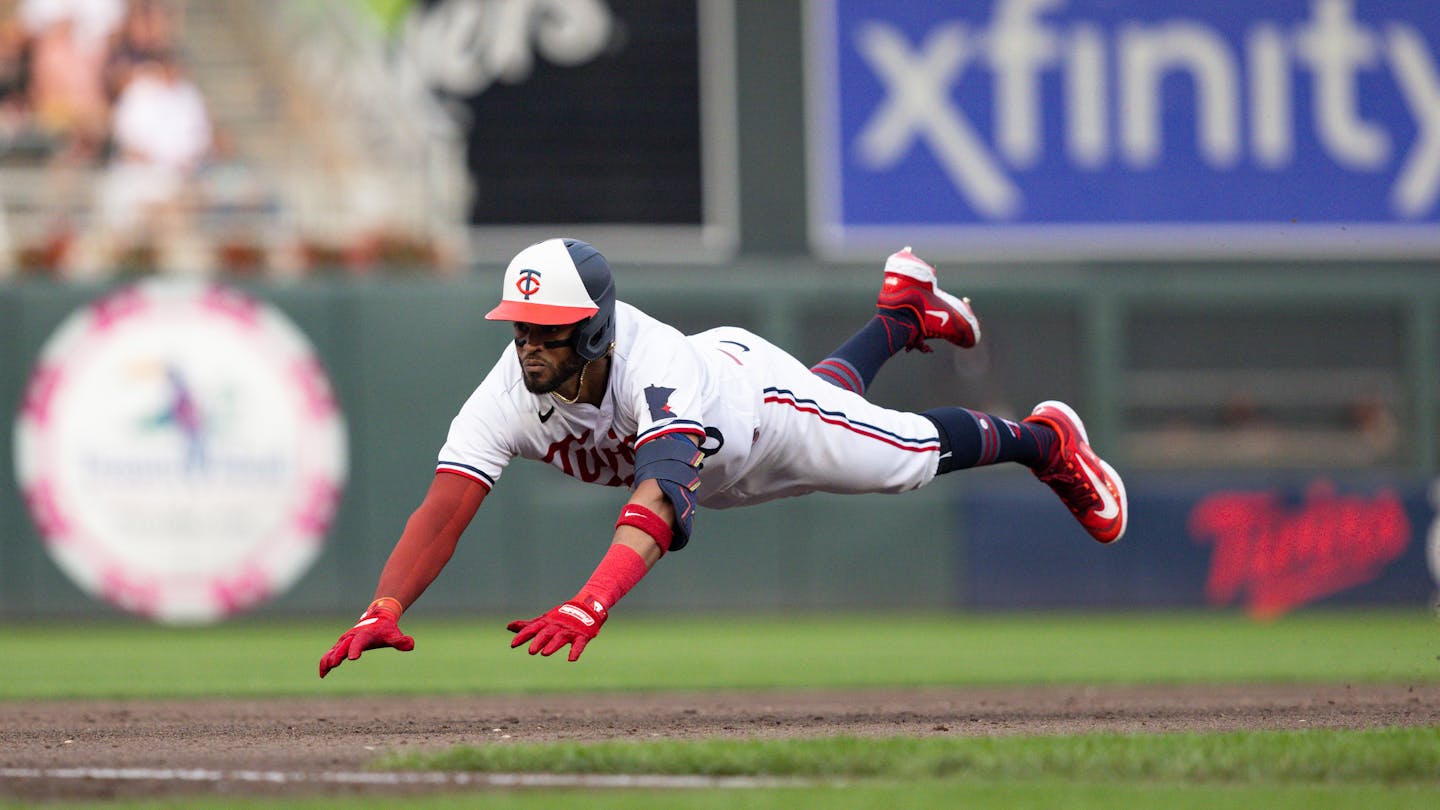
[[615, 300, 675, 334], [613, 300, 688, 354], [611, 301, 711, 398]]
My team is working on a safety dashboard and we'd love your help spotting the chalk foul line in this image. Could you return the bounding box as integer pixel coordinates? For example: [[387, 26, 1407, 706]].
[[0, 766, 802, 790]]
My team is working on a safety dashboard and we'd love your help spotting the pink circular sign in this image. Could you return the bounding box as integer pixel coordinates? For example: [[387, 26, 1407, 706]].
[[13, 281, 348, 623]]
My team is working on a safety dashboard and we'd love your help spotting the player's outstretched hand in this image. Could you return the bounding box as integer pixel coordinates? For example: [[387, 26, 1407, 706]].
[[506, 596, 607, 662], [318, 598, 415, 678]]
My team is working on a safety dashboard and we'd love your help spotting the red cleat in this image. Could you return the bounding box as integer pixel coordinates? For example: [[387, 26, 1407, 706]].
[[1023, 400, 1128, 543], [876, 246, 981, 351]]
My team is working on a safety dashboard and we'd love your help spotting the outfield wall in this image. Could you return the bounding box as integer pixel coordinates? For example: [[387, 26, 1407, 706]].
[[2, 264, 1439, 619], [5, 2, 1440, 619]]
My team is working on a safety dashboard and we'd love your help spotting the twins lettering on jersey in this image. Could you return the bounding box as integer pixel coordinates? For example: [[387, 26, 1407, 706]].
[[542, 429, 638, 487], [536, 418, 711, 485]]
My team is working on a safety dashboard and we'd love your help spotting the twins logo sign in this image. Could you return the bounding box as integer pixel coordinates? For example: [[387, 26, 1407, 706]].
[[12, 282, 348, 624], [807, 0, 1440, 258]]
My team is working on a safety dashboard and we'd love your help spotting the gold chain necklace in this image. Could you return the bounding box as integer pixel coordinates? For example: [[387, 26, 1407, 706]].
[[550, 359, 591, 405]]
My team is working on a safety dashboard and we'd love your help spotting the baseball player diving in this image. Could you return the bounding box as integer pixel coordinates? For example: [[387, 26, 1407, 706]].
[[318, 238, 1127, 675]]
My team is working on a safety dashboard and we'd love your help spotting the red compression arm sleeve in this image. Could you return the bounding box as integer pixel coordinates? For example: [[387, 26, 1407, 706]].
[[374, 472, 488, 609], [576, 544, 651, 611]]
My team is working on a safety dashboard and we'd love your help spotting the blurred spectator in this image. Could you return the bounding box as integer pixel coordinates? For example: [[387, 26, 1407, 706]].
[[93, 49, 213, 275], [20, 0, 122, 47], [12, 0, 123, 277], [0, 11, 31, 142], [22, 0, 122, 157], [104, 0, 178, 101]]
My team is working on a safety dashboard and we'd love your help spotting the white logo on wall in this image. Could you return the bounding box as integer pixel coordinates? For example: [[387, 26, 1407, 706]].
[[400, 0, 616, 98], [12, 281, 348, 624], [854, 0, 1440, 219]]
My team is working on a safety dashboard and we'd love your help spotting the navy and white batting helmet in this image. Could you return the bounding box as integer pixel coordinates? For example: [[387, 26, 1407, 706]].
[[485, 238, 616, 361]]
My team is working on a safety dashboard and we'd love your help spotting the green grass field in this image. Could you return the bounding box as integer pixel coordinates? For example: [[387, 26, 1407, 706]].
[[3, 608, 1438, 809], [2, 608, 1436, 699]]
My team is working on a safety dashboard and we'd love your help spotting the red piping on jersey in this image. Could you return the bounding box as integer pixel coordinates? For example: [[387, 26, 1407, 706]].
[[633, 426, 706, 448], [763, 394, 939, 453], [437, 467, 494, 492], [717, 349, 744, 365]]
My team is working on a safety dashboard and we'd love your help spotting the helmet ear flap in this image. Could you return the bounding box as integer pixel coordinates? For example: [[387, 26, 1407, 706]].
[[573, 314, 612, 361], [564, 238, 615, 360]]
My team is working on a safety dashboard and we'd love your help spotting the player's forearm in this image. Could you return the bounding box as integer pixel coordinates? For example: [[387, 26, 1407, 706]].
[[611, 528, 663, 566], [373, 519, 461, 610], [570, 480, 676, 609], [373, 473, 487, 610]]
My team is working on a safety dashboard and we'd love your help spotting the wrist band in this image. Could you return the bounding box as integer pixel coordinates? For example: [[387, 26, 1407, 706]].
[[615, 503, 674, 553], [369, 596, 404, 617]]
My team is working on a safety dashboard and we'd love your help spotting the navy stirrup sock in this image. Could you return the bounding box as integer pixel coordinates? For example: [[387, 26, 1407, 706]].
[[922, 407, 1057, 474], [810, 319, 1057, 474], [810, 313, 919, 394]]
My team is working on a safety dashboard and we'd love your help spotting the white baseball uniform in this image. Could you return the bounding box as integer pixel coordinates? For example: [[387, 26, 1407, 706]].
[[438, 301, 942, 509]]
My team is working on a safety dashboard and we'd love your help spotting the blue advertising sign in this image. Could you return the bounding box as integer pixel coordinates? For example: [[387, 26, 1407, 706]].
[[806, 0, 1440, 259], [959, 472, 1438, 615]]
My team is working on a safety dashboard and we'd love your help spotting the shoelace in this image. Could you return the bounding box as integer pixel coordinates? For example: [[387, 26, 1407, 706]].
[[900, 307, 938, 353], [876, 301, 935, 353], [903, 334, 934, 353], [895, 298, 964, 352], [1036, 458, 1099, 514]]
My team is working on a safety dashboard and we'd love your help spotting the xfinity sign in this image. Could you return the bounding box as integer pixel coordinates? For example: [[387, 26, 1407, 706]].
[[806, 0, 1440, 259]]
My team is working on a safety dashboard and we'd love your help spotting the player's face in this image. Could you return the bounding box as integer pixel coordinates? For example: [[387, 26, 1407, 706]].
[[514, 322, 585, 395]]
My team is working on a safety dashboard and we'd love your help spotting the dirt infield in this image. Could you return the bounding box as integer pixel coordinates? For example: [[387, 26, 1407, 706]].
[[3, 683, 1439, 801]]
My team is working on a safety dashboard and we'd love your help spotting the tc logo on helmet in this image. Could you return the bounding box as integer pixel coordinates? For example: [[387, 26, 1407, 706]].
[[516, 268, 542, 299]]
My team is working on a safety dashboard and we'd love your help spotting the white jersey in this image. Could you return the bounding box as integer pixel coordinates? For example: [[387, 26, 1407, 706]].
[[438, 301, 942, 510]]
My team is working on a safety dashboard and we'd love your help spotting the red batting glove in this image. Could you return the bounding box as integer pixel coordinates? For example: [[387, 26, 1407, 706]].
[[318, 598, 415, 678], [506, 594, 608, 662]]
